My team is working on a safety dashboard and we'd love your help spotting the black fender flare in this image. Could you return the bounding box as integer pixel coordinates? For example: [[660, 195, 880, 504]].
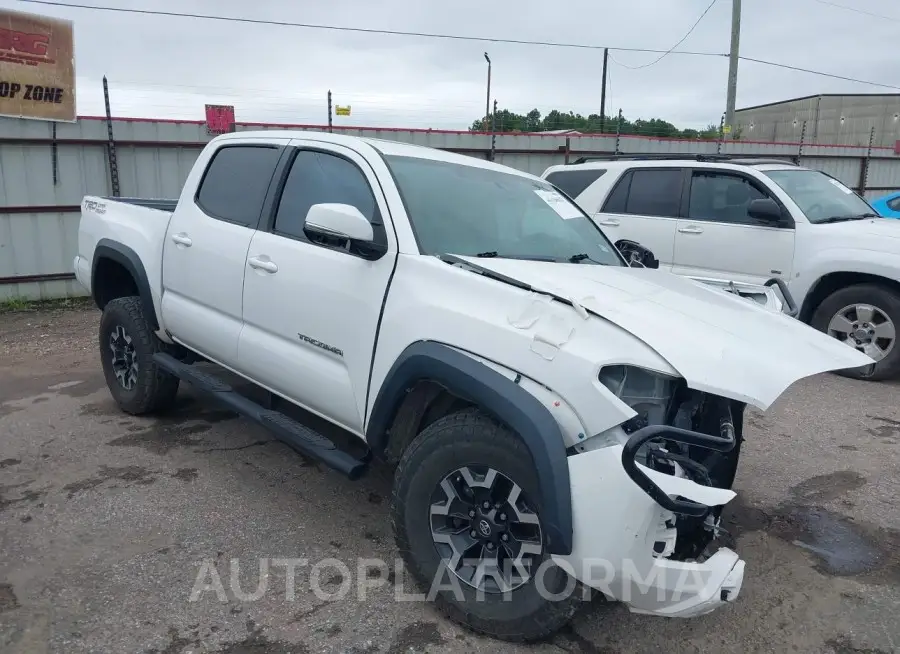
[[367, 341, 573, 555], [92, 239, 159, 330]]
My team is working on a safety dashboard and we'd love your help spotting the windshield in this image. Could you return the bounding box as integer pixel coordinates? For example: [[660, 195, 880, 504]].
[[383, 155, 624, 266], [763, 169, 875, 224]]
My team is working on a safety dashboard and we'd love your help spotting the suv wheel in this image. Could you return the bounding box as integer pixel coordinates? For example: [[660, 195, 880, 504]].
[[812, 283, 900, 381], [392, 408, 581, 642], [99, 296, 180, 414]]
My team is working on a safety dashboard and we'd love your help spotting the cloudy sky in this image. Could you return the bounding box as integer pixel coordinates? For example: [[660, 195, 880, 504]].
[[2, 0, 897, 131]]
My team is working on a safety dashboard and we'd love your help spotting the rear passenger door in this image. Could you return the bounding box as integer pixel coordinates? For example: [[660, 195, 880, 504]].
[[672, 170, 795, 284], [161, 139, 288, 366], [595, 168, 685, 269]]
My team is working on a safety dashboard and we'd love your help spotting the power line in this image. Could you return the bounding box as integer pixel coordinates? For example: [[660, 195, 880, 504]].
[[16, 0, 727, 58], [739, 56, 900, 90], [809, 0, 900, 23], [18, 0, 900, 91], [608, 0, 717, 70]]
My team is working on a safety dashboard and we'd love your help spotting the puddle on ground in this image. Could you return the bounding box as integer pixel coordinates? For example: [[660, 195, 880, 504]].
[[774, 507, 882, 576], [724, 498, 900, 585]]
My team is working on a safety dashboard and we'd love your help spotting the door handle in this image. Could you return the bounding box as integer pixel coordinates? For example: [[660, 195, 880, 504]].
[[171, 233, 192, 247], [678, 226, 704, 234], [597, 218, 620, 227], [248, 256, 278, 274]]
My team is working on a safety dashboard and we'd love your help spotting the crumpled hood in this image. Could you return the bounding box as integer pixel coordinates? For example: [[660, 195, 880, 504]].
[[458, 256, 874, 410]]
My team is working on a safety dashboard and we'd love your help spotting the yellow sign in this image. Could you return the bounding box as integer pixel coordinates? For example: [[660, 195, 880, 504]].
[[335, 105, 351, 116], [0, 8, 75, 122], [723, 124, 732, 134]]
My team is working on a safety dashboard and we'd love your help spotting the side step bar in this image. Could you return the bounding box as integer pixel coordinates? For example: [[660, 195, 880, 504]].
[[153, 353, 367, 480]]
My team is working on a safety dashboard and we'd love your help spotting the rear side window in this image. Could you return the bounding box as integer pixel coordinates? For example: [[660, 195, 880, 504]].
[[545, 169, 606, 199], [888, 197, 900, 211], [624, 169, 684, 218], [196, 145, 281, 227]]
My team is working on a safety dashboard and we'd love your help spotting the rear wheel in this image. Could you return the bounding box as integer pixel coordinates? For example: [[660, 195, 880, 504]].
[[99, 296, 179, 414], [811, 283, 900, 381], [391, 408, 581, 642]]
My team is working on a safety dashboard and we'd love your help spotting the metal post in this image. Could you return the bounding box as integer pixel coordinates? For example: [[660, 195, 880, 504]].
[[724, 0, 741, 140], [860, 125, 876, 195], [51, 122, 58, 186], [717, 113, 725, 154], [600, 48, 608, 133], [327, 90, 333, 133], [483, 53, 491, 132], [564, 136, 571, 165], [797, 120, 807, 164], [102, 76, 120, 197], [615, 108, 623, 154], [490, 99, 497, 161]]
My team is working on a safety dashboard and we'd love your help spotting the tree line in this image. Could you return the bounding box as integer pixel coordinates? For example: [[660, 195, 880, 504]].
[[469, 108, 729, 140]]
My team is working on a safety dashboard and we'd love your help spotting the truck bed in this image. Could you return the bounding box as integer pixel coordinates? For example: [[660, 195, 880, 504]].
[[75, 195, 177, 308], [101, 197, 178, 213]]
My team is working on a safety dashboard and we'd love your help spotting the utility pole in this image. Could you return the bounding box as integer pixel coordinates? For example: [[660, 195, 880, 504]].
[[724, 0, 741, 140], [600, 48, 608, 133], [483, 52, 492, 132]]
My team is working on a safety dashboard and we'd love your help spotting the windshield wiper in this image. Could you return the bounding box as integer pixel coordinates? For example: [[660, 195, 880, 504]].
[[819, 213, 878, 224], [568, 253, 604, 264], [473, 252, 558, 262]]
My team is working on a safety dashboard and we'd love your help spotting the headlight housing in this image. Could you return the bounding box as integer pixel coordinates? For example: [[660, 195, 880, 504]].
[[598, 365, 680, 431]]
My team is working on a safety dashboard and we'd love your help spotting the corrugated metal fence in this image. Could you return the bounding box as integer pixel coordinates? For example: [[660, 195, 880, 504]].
[[2, 115, 900, 300]]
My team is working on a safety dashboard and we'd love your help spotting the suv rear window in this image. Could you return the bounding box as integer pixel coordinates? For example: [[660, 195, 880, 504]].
[[601, 168, 685, 217], [545, 169, 606, 199]]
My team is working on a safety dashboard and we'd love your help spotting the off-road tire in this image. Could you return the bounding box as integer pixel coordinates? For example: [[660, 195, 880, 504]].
[[391, 408, 582, 642], [811, 283, 900, 381], [99, 296, 179, 414]]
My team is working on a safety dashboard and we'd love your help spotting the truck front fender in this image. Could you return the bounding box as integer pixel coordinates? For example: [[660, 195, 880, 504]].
[[366, 341, 573, 555]]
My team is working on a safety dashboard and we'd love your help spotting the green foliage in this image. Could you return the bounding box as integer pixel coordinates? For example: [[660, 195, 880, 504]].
[[470, 109, 725, 140]]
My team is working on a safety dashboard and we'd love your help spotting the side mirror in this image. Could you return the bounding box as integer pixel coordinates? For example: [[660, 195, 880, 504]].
[[748, 198, 783, 225], [304, 203, 375, 242], [615, 239, 660, 269]]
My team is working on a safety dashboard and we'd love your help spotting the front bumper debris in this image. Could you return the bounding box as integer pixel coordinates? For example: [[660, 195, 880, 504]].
[[689, 276, 798, 317], [553, 421, 744, 618]]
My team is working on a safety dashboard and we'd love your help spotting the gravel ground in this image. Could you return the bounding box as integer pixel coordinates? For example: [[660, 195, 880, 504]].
[[1, 305, 899, 654]]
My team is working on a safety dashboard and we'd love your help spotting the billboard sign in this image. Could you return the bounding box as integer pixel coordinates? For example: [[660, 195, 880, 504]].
[[0, 8, 75, 122]]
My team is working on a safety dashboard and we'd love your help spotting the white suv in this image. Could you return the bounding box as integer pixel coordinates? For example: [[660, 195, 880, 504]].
[[543, 155, 900, 380]]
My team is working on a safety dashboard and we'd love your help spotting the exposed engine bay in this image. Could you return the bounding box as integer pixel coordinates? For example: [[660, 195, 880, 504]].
[[598, 365, 743, 562]]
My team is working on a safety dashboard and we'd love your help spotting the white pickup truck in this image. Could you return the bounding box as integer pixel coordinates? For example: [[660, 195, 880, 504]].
[[543, 156, 900, 380], [75, 132, 870, 641]]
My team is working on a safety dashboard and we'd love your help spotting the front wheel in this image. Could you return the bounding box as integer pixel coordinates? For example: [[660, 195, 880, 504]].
[[391, 408, 581, 642], [98, 296, 180, 414], [811, 283, 900, 381]]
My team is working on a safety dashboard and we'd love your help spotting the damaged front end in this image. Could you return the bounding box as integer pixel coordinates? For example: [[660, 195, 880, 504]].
[[601, 365, 744, 562], [556, 365, 746, 617]]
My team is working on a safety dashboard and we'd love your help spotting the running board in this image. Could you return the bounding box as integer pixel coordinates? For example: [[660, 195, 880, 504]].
[[153, 353, 367, 480]]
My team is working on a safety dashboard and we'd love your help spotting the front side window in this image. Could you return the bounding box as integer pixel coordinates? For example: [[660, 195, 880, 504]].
[[887, 196, 900, 212], [763, 169, 875, 224], [196, 145, 281, 227], [688, 172, 767, 225], [274, 150, 379, 240], [383, 155, 623, 266]]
